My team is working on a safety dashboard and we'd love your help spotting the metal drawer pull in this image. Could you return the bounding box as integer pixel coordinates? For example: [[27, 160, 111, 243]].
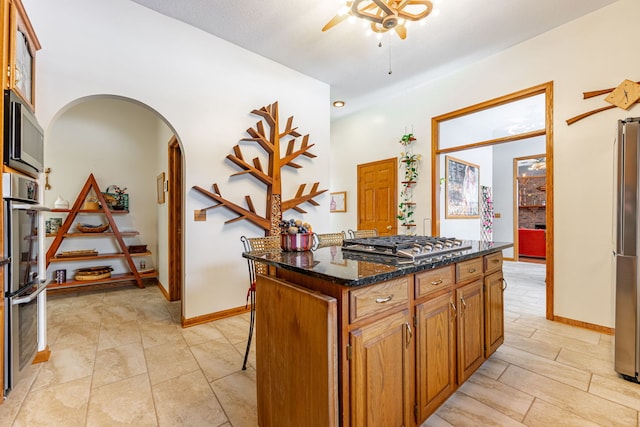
[[375, 294, 394, 303], [430, 279, 443, 286], [450, 301, 457, 315], [492, 259, 500, 264], [405, 322, 412, 347], [460, 296, 467, 312], [468, 268, 476, 273], [502, 278, 508, 291]]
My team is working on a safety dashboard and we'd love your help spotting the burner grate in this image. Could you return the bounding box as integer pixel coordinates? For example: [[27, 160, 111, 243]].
[[342, 235, 471, 260]]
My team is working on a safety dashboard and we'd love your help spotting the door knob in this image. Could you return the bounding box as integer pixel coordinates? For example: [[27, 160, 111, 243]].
[[386, 225, 392, 230]]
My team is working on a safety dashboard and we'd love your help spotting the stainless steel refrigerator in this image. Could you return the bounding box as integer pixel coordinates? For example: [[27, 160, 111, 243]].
[[615, 117, 640, 383]]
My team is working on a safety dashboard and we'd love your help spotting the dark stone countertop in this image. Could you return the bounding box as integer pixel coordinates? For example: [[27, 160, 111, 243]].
[[243, 240, 513, 287]]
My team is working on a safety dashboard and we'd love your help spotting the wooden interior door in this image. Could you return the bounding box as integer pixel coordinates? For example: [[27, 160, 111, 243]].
[[357, 158, 397, 236]]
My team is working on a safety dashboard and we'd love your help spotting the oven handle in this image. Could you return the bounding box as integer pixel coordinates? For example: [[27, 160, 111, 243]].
[[9, 203, 51, 212], [12, 280, 49, 305]]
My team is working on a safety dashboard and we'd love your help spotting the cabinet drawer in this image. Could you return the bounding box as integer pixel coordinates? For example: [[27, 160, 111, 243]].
[[415, 265, 454, 298], [456, 258, 483, 283], [349, 277, 409, 323], [484, 252, 503, 274]]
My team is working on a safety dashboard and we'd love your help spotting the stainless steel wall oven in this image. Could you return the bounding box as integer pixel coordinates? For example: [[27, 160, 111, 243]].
[[3, 172, 48, 395]]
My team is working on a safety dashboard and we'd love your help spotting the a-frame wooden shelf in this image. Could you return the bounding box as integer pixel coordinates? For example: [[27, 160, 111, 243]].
[[45, 174, 152, 289]]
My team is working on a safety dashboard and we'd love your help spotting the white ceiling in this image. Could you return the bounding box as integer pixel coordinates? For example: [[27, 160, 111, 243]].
[[128, 0, 617, 118]]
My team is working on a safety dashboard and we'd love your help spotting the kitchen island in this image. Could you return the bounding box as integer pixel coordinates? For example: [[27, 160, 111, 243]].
[[244, 239, 512, 427]]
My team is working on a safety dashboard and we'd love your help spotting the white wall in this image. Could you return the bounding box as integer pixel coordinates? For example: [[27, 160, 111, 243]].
[[26, 0, 330, 319], [331, 0, 636, 328]]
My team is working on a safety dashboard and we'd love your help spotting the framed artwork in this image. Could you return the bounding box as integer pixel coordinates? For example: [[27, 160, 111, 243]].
[[157, 172, 165, 204], [445, 156, 480, 218], [330, 191, 346, 213]]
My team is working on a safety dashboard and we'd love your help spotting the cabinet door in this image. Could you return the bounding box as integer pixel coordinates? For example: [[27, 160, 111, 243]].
[[350, 308, 412, 427], [456, 280, 484, 384], [8, 0, 40, 107], [484, 271, 505, 356], [416, 292, 456, 422]]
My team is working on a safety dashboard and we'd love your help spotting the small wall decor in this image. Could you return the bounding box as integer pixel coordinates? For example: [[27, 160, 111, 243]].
[[330, 191, 346, 213], [445, 156, 480, 218], [193, 101, 326, 236], [157, 172, 165, 204]]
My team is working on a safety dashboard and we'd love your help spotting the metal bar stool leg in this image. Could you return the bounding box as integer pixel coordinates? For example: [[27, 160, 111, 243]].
[[242, 288, 256, 370]]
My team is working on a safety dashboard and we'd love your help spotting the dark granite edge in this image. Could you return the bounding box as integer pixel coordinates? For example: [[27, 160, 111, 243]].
[[243, 241, 513, 287]]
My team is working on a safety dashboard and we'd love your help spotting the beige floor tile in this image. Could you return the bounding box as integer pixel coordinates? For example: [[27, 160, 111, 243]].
[[211, 369, 258, 427], [589, 374, 640, 412], [433, 391, 526, 426], [92, 341, 147, 389], [458, 372, 534, 421], [494, 345, 591, 390], [139, 320, 185, 349], [144, 340, 200, 385], [31, 342, 96, 391], [136, 301, 173, 322], [0, 362, 41, 425], [515, 316, 602, 345], [500, 364, 637, 427], [523, 398, 604, 427], [212, 315, 251, 345], [181, 321, 227, 346], [531, 329, 613, 362], [97, 319, 141, 350], [475, 356, 509, 380], [99, 303, 138, 323], [12, 376, 91, 427], [48, 319, 101, 348], [191, 338, 245, 382], [556, 347, 618, 380], [503, 332, 560, 360], [421, 413, 455, 426], [504, 320, 536, 338], [152, 369, 228, 426], [86, 374, 157, 426]]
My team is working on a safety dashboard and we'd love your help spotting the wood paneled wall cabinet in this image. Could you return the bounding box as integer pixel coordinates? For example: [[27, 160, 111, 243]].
[[246, 241, 510, 426], [3, 0, 40, 109]]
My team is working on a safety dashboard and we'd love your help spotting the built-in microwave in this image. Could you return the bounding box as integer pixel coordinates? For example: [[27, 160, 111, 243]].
[[3, 89, 44, 175]]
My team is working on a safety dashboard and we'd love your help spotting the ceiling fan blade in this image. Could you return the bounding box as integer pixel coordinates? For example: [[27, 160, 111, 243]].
[[322, 14, 349, 32], [395, 24, 407, 39]]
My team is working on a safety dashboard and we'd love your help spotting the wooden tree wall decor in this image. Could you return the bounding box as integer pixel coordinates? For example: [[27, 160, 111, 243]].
[[193, 101, 327, 236]]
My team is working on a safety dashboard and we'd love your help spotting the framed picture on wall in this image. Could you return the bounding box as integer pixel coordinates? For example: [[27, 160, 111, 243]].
[[330, 191, 346, 213], [445, 156, 480, 218]]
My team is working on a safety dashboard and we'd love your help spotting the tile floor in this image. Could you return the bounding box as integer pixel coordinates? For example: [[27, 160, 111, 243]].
[[0, 261, 638, 426]]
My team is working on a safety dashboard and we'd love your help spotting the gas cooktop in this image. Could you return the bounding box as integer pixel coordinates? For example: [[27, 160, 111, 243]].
[[342, 235, 472, 261]]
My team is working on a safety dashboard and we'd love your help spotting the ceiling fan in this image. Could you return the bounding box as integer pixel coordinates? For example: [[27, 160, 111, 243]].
[[322, 0, 434, 40]]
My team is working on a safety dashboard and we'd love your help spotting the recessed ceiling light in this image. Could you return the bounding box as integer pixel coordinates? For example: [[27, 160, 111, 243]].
[[333, 100, 345, 108]]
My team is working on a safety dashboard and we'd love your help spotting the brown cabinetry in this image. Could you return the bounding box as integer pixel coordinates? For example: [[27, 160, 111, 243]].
[[415, 291, 456, 420], [350, 308, 412, 426], [484, 270, 505, 356], [257, 250, 506, 426], [3, 0, 40, 108], [456, 279, 485, 384]]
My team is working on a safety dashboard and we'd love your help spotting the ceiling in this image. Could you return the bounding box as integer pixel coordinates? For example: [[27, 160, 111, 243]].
[[129, 0, 617, 118]]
